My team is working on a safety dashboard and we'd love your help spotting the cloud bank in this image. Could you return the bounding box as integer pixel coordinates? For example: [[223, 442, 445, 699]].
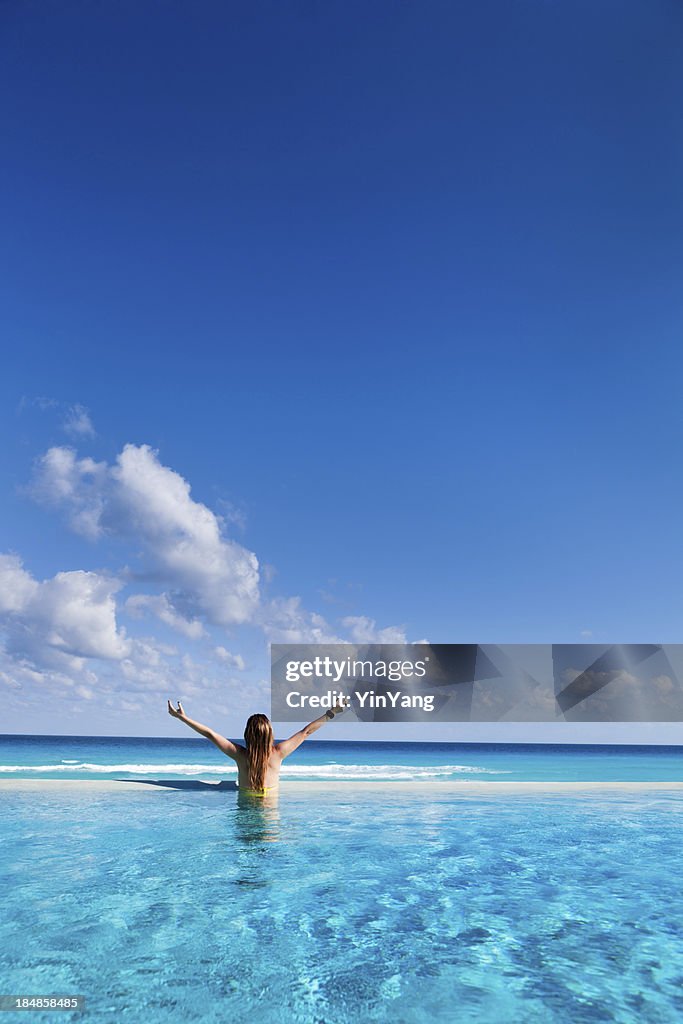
[[2, 440, 406, 725]]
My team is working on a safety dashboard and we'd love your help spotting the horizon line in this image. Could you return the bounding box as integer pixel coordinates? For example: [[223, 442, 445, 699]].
[[1, 732, 682, 748]]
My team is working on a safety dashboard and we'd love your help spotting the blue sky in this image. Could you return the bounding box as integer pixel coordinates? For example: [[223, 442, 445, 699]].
[[1, 0, 682, 740]]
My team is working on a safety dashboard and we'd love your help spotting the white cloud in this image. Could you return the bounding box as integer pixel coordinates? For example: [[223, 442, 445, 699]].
[[63, 404, 96, 438], [125, 593, 205, 639], [340, 615, 407, 644], [0, 553, 39, 613], [214, 646, 246, 670], [29, 447, 107, 540], [261, 596, 344, 644], [18, 395, 59, 413], [215, 498, 247, 531], [0, 655, 96, 699], [17, 397, 96, 439], [0, 554, 130, 667], [31, 443, 260, 626], [119, 637, 177, 691]]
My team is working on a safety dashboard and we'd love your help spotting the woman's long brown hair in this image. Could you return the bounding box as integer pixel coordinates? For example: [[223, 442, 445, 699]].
[[243, 714, 274, 790]]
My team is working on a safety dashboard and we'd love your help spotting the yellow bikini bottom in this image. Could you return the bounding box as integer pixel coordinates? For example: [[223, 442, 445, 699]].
[[241, 787, 276, 797]]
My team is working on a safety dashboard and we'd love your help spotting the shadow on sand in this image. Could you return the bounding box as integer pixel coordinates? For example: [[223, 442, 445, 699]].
[[116, 779, 238, 792]]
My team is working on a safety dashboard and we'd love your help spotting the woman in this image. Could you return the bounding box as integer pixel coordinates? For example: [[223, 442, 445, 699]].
[[167, 699, 348, 795]]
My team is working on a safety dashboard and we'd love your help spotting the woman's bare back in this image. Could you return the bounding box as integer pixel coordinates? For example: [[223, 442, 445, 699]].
[[233, 744, 283, 791]]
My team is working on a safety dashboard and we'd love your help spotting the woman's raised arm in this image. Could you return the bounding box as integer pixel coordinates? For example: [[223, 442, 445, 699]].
[[167, 700, 242, 761], [276, 701, 348, 759]]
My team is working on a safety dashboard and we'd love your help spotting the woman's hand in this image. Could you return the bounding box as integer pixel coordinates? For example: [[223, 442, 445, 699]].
[[167, 699, 185, 719]]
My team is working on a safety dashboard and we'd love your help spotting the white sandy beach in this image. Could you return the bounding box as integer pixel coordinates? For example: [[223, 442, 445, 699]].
[[1, 779, 682, 794]]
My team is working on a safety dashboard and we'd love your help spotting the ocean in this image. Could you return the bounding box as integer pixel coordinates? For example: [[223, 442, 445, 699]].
[[1, 734, 682, 782]]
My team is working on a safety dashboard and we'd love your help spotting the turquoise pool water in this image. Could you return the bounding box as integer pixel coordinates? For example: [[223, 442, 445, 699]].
[[2, 786, 682, 1023]]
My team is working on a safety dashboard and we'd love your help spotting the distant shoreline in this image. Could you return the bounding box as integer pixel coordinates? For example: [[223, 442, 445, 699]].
[[2, 779, 683, 794]]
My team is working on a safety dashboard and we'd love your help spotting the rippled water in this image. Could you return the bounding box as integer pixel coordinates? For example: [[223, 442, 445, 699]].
[[2, 786, 683, 1022]]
